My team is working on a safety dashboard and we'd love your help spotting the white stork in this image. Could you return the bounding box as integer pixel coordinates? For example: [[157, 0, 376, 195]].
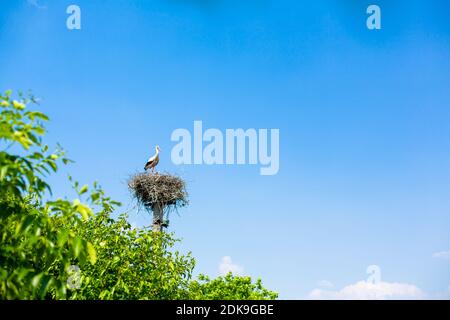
[[144, 145, 161, 172]]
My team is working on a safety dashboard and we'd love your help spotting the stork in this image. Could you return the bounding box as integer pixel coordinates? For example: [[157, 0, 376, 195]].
[[144, 145, 161, 173]]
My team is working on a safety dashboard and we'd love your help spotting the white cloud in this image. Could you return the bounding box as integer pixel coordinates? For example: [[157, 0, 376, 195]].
[[433, 251, 450, 260], [308, 281, 423, 300], [219, 256, 244, 276], [317, 280, 334, 288]]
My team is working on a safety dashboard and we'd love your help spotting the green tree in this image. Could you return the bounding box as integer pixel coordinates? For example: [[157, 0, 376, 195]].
[[0, 90, 97, 298], [60, 211, 196, 300], [189, 273, 278, 300]]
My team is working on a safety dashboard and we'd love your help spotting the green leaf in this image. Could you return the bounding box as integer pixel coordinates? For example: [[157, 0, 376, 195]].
[[38, 276, 53, 299], [90, 193, 100, 202], [0, 166, 7, 181], [99, 290, 109, 300], [12, 100, 26, 110], [15, 215, 35, 235], [26, 111, 49, 121], [57, 230, 69, 247], [79, 185, 88, 195], [32, 273, 44, 288], [72, 237, 83, 258], [76, 203, 92, 221], [47, 161, 57, 172], [86, 242, 97, 265], [62, 158, 73, 165], [34, 126, 45, 135]]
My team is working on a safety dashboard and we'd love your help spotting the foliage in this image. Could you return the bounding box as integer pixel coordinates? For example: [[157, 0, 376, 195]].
[[59, 212, 195, 300], [0, 90, 277, 300], [189, 273, 278, 300], [0, 90, 98, 299]]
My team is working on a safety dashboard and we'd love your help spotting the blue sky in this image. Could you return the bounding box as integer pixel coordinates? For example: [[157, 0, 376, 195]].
[[1, 0, 450, 299]]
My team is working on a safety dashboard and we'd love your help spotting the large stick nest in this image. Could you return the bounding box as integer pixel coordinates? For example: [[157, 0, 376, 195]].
[[128, 172, 188, 211]]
